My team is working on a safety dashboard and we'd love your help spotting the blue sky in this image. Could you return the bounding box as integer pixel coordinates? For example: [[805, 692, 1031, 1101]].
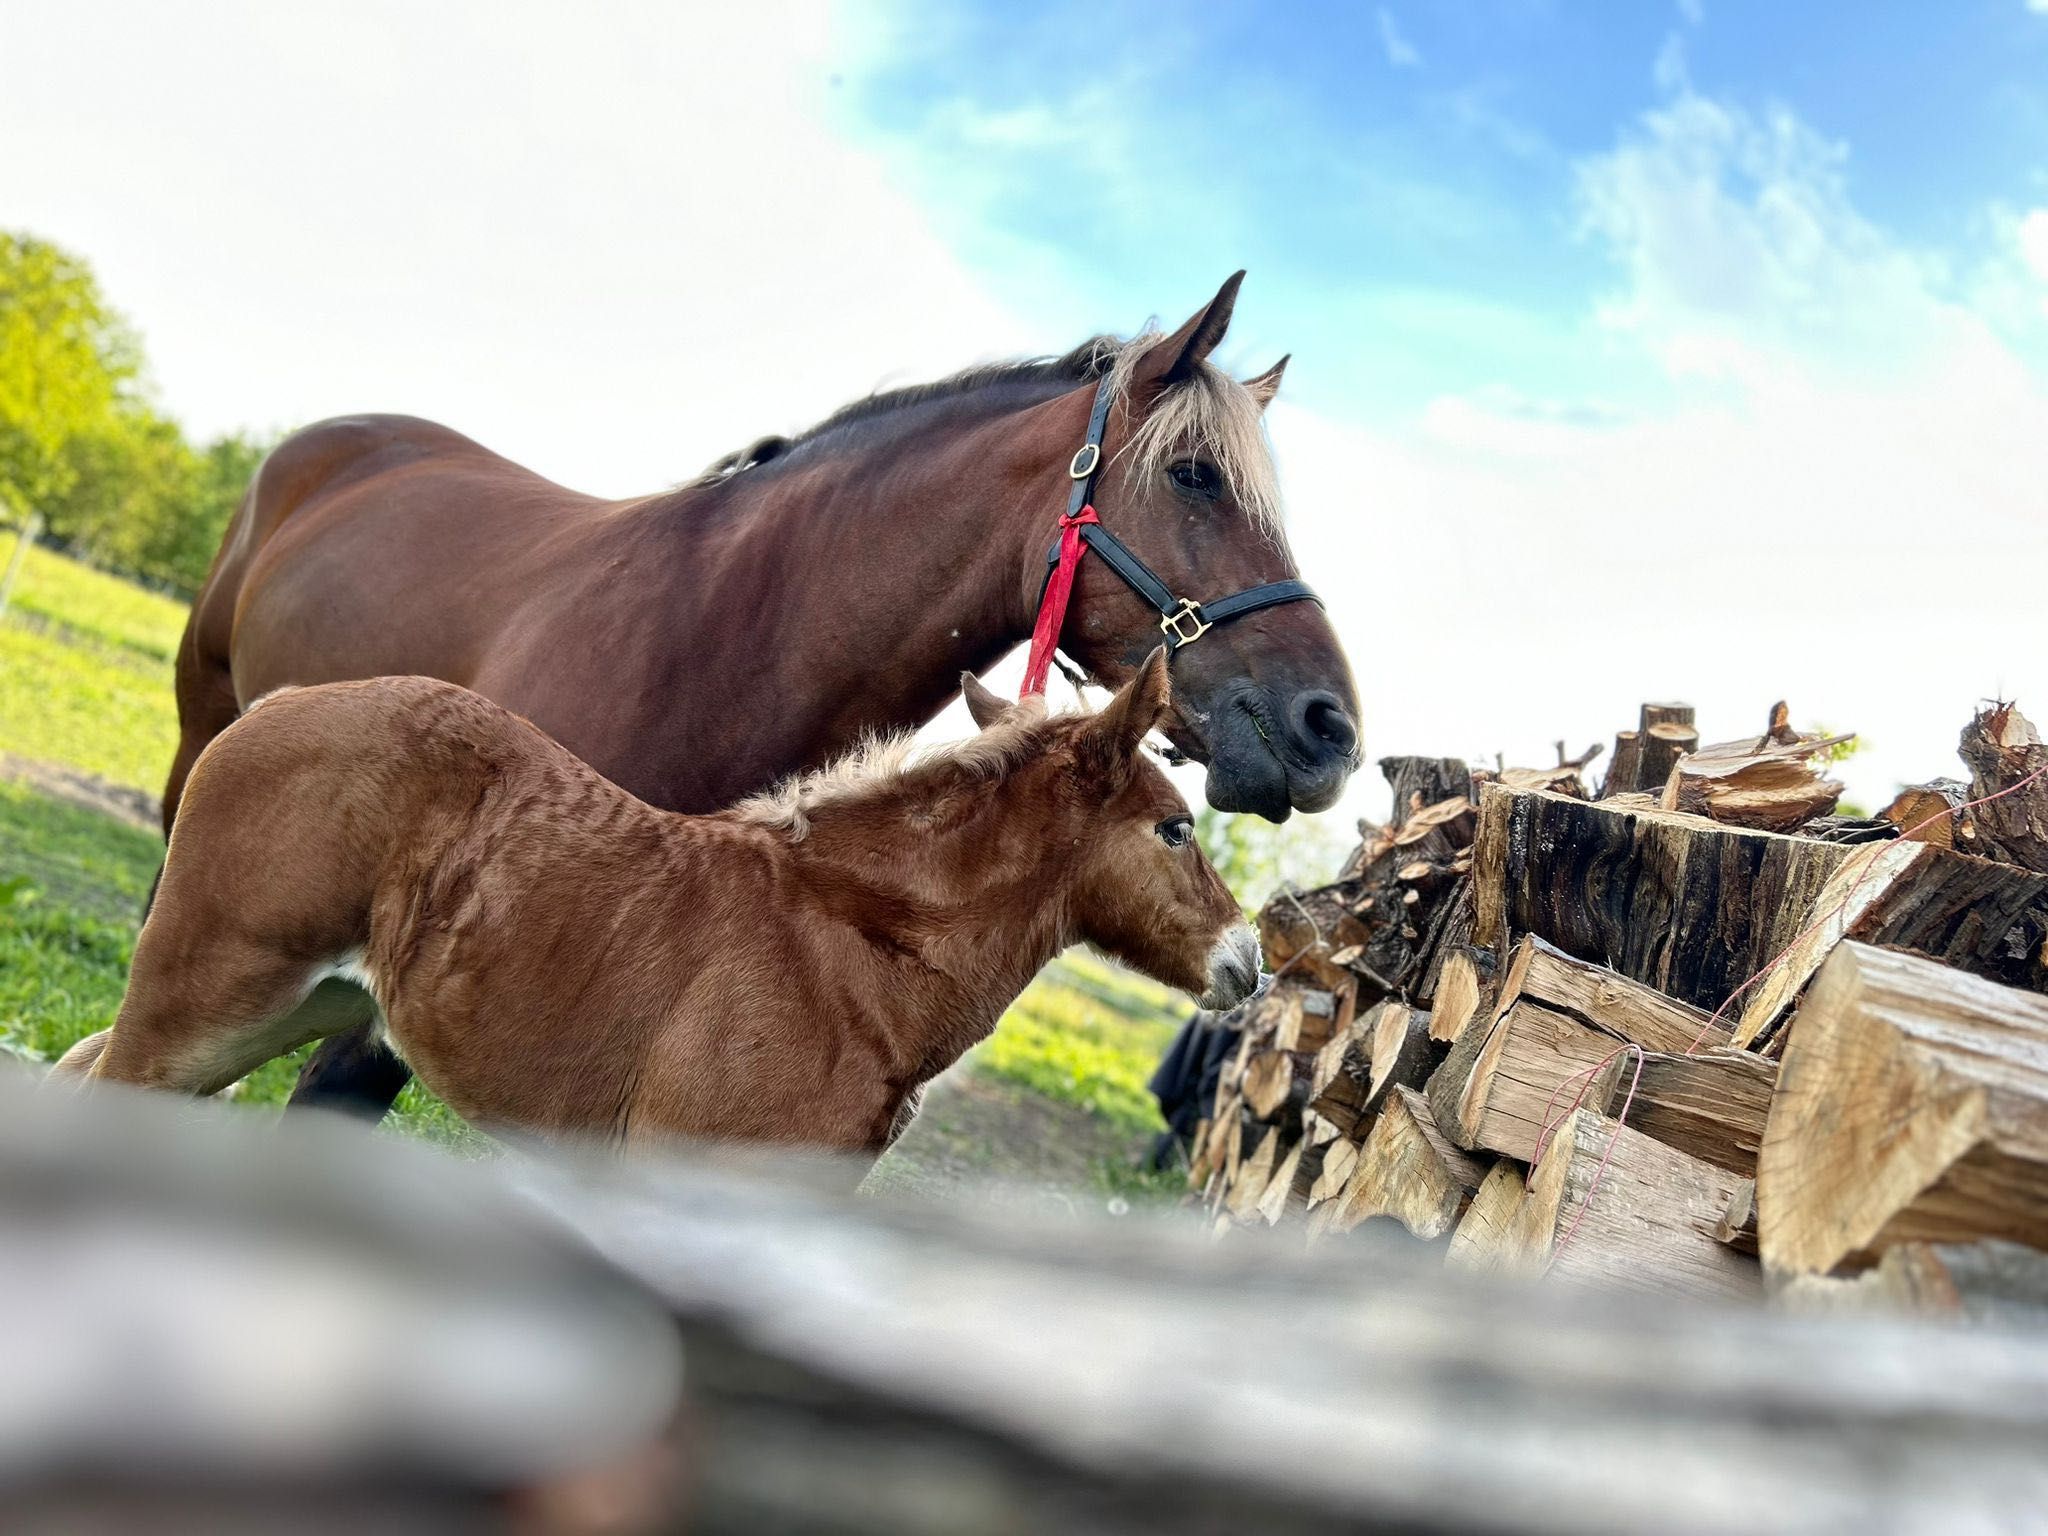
[[838, 1, 2048, 420]]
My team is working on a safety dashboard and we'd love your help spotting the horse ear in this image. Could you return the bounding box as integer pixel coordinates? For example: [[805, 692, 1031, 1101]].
[[1242, 354, 1288, 410], [960, 671, 1013, 730], [1088, 647, 1173, 763], [1133, 271, 1246, 392]]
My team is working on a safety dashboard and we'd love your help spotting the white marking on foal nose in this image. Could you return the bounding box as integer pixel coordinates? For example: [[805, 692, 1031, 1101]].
[[1200, 922, 1262, 1010]]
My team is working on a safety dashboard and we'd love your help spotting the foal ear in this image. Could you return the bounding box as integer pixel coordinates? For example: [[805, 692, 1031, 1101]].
[[960, 671, 1013, 730], [1088, 647, 1173, 763], [1135, 271, 1246, 392], [1242, 354, 1288, 410]]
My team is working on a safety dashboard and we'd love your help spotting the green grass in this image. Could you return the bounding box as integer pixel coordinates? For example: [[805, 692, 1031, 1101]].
[[972, 951, 1186, 1135], [1, 544, 185, 792], [1, 541, 1183, 1174]]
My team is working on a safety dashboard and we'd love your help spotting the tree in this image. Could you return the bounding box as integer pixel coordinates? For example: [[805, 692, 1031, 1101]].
[[1194, 807, 1348, 916], [0, 232, 139, 522]]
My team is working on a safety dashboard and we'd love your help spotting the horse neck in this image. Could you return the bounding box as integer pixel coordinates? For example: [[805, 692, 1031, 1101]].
[[630, 390, 1079, 785], [792, 775, 1081, 1054]]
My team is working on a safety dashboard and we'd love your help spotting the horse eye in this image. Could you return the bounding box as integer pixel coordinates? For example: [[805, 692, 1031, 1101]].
[[1156, 815, 1194, 848], [1168, 461, 1219, 500]]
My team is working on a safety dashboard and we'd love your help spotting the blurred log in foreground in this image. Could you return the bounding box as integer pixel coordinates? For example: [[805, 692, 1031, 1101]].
[[14, 1067, 2048, 1533]]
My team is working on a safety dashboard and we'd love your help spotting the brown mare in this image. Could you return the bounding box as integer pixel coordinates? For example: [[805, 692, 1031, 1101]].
[[62, 655, 1258, 1158], [171, 272, 1357, 1121]]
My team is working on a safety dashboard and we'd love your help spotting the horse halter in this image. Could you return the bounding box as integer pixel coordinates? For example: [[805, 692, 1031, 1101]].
[[1018, 373, 1321, 698]]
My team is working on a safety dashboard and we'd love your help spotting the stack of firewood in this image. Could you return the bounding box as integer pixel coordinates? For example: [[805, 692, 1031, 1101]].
[[1188, 700, 2048, 1317]]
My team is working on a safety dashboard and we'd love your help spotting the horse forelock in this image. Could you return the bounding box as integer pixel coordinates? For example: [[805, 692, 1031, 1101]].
[[731, 694, 1053, 841], [696, 331, 1283, 533]]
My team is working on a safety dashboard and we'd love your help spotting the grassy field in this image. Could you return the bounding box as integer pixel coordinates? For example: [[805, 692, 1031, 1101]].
[[0, 541, 1187, 1193]]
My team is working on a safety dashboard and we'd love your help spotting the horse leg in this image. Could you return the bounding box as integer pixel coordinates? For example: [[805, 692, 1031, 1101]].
[[287, 1024, 414, 1122]]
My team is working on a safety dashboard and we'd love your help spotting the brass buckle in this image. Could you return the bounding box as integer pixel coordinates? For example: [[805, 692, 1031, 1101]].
[[1069, 443, 1100, 480], [1159, 600, 1210, 647]]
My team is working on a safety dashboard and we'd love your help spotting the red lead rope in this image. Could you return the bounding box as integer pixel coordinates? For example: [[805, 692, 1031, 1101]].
[[1018, 505, 1098, 698]]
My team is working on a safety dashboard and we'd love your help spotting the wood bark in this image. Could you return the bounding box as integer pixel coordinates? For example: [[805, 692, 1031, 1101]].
[[1959, 703, 2048, 873], [1476, 783, 1860, 1012], [1506, 1109, 1762, 1302], [1759, 942, 2048, 1276], [1728, 836, 2048, 1048]]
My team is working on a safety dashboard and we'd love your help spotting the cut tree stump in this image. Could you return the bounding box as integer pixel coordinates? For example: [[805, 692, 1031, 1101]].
[[1759, 943, 2048, 1276], [1507, 1110, 1761, 1302]]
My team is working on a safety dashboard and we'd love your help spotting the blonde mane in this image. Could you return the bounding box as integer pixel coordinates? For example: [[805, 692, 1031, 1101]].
[[695, 331, 1285, 534], [732, 694, 1053, 840]]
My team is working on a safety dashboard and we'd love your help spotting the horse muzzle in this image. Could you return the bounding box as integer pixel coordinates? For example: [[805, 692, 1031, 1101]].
[[1174, 684, 1361, 823], [1200, 924, 1263, 1011]]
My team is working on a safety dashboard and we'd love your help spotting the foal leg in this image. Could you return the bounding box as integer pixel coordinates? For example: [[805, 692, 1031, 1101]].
[[86, 943, 381, 1098]]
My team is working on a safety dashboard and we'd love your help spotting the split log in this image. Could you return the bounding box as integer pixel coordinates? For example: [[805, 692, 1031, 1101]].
[[1728, 837, 2048, 1048], [1427, 946, 1492, 1044], [1256, 1139, 1306, 1225], [1658, 706, 1849, 832], [1880, 780, 1970, 849], [1773, 1240, 2048, 1330], [1430, 937, 1731, 1154], [1960, 703, 2048, 873], [1715, 1181, 1759, 1257], [1223, 1126, 1280, 1220], [1256, 887, 1367, 994], [1304, 1137, 1360, 1212], [1507, 1110, 1761, 1302], [1586, 1049, 1778, 1178], [1324, 1088, 1483, 1241], [1366, 1002, 1436, 1107], [1759, 943, 2048, 1276], [1444, 1162, 1529, 1276], [1308, 1013, 1371, 1114], [1456, 1000, 1623, 1162], [1242, 1050, 1311, 1121]]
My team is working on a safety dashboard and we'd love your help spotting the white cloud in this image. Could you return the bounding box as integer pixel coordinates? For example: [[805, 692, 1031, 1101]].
[[0, 0, 1034, 495], [2029, 0, 2048, 15], [1376, 7, 1422, 69], [2022, 210, 2048, 313], [1269, 82, 2048, 821]]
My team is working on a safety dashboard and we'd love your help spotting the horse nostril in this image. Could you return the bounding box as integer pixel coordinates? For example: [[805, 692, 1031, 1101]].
[[1291, 690, 1358, 761]]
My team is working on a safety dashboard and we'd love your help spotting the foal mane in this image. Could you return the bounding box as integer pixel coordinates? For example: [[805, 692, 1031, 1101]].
[[731, 695, 1055, 842], [692, 330, 1282, 531]]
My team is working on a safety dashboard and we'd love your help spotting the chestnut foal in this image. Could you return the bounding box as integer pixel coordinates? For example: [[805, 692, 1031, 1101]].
[[56, 651, 1259, 1158]]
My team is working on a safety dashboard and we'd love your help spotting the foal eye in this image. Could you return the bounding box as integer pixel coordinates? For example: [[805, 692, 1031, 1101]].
[[1167, 461, 1220, 500], [1156, 815, 1195, 848]]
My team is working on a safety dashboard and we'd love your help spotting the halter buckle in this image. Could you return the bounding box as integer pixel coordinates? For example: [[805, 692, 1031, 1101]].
[[1159, 599, 1211, 648], [1068, 443, 1100, 480]]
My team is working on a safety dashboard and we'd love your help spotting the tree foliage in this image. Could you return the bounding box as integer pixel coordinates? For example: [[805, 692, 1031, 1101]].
[[1194, 807, 1348, 916], [0, 231, 271, 594]]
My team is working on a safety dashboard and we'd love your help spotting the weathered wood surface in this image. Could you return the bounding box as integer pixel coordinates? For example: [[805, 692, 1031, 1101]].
[[1474, 783, 2048, 1016], [1760, 943, 2048, 1277], [1775, 1240, 2048, 1329], [1587, 1048, 1778, 1178], [1731, 836, 2048, 1047], [17, 1075, 2048, 1532], [1960, 703, 2048, 873], [1320, 1086, 1482, 1240], [1506, 1110, 1762, 1303]]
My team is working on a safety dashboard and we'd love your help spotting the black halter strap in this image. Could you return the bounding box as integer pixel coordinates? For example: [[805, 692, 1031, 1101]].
[[1042, 374, 1320, 651]]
